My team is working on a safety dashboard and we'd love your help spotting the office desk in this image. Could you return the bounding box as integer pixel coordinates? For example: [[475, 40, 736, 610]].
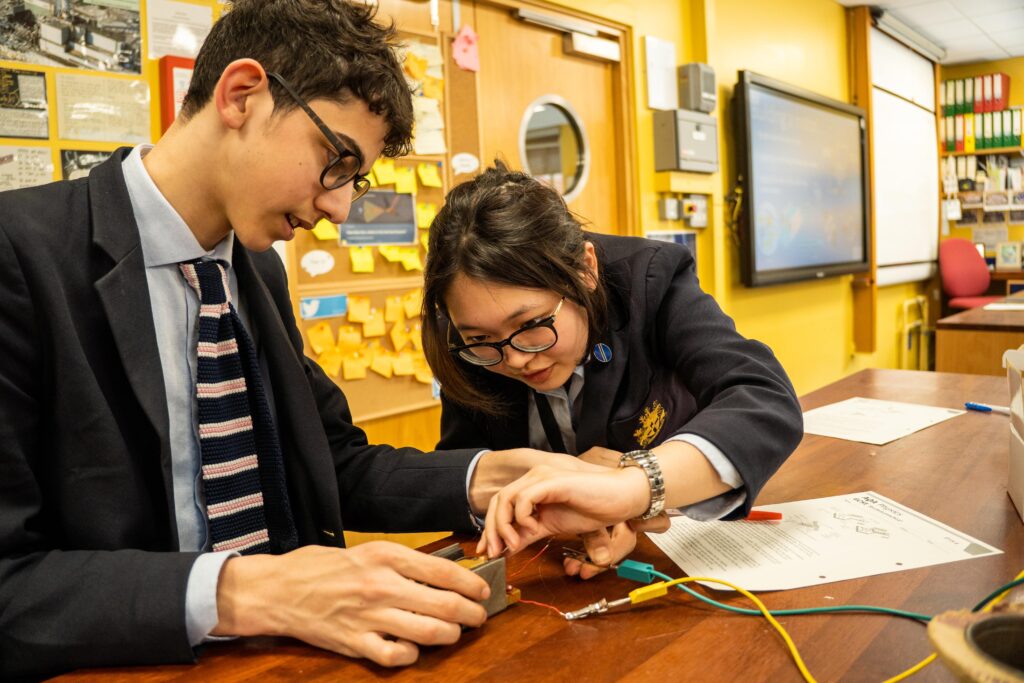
[[936, 304, 1024, 375], [55, 370, 1021, 683]]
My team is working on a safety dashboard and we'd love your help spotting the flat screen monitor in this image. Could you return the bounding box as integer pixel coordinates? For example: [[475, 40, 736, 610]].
[[733, 71, 870, 287]]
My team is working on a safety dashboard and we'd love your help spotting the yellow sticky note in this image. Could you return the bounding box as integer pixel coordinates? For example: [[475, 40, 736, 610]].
[[414, 360, 433, 385], [336, 325, 362, 355], [378, 245, 402, 263], [400, 248, 423, 271], [423, 76, 444, 101], [363, 310, 386, 337], [366, 167, 378, 187], [373, 158, 396, 185], [417, 163, 443, 188], [390, 323, 410, 352], [395, 166, 417, 194], [392, 352, 415, 376], [318, 347, 343, 377], [306, 322, 335, 355], [405, 53, 428, 81], [343, 355, 368, 380], [311, 218, 340, 241], [370, 353, 394, 378], [347, 296, 371, 323], [350, 246, 375, 273], [403, 289, 423, 319], [410, 322, 423, 352], [420, 232, 430, 252], [384, 295, 405, 323], [416, 201, 437, 229]]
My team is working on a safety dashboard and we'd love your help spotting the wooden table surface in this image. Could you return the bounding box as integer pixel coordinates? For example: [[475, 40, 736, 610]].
[[937, 304, 1024, 332], [54, 370, 1023, 683]]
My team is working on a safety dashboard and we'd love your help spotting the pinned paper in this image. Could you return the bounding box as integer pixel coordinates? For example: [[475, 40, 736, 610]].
[[370, 353, 394, 378], [347, 296, 371, 323], [367, 168, 378, 187], [306, 322, 335, 355], [393, 352, 415, 376], [414, 359, 434, 385], [416, 201, 438, 229], [350, 246, 375, 273], [373, 158, 396, 185], [363, 309, 386, 337], [417, 163, 443, 188], [318, 347, 343, 377], [400, 248, 423, 271], [300, 294, 347, 320], [423, 76, 444, 101], [342, 355, 368, 380], [390, 323, 410, 352], [336, 325, 362, 355], [384, 295, 405, 323], [300, 250, 335, 277], [452, 24, 480, 72], [403, 289, 423, 318], [405, 52, 428, 81], [311, 219, 340, 241], [410, 322, 424, 352], [451, 152, 480, 175], [420, 232, 430, 252], [379, 246, 402, 263], [395, 166, 417, 194]]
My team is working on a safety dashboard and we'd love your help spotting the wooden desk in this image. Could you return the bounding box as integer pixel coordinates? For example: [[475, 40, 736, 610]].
[[936, 304, 1024, 375], [54, 370, 1022, 683]]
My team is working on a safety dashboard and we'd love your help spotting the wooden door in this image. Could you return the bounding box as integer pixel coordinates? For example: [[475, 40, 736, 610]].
[[470, 1, 627, 233]]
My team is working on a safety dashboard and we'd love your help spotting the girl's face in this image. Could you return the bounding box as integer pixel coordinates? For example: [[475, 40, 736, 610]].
[[443, 243, 598, 392]]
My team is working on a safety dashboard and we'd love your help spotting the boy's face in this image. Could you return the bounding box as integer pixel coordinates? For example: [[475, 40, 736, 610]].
[[224, 90, 388, 252]]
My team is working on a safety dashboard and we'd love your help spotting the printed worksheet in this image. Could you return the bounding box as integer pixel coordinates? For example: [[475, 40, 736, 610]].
[[648, 491, 1000, 591], [802, 397, 963, 445]]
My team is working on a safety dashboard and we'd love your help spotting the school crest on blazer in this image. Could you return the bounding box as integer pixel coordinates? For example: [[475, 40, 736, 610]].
[[633, 399, 666, 447]]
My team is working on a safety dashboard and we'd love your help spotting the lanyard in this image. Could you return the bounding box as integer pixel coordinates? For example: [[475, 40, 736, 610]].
[[534, 392, 570, 454]]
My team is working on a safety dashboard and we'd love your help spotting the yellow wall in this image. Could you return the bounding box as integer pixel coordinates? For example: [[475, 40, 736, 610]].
[[940, 57, 1024, 245], [551, 0, 925, 394]]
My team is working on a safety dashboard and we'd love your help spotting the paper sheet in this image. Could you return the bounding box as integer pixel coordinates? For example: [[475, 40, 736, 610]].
[[802, 397, 964, 445], [56, 73, 150, 143], [0, 146, 53, 191], [984, 302, 1024, 311], [146, 0, 212, 59], [647, 491, 1002, 591]]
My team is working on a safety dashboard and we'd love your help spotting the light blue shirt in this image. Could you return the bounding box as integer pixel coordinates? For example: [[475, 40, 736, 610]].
[[122, 144, 245, 646]]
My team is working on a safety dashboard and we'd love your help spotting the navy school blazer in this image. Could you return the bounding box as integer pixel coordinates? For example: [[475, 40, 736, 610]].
[[0, 149, 479, 679], [437, 232, 804, 516]]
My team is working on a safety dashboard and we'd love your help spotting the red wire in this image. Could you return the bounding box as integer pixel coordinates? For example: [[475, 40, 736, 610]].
[[506, 541, 551, 580], [518, 598, 564, 617]]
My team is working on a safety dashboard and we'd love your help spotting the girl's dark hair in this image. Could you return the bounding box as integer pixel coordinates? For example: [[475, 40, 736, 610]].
[[180, 0, 413, 157], [422, 161, 608, 415]]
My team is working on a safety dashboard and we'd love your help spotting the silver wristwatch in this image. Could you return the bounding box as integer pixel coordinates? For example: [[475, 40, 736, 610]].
[[618, 450, 666, 520]]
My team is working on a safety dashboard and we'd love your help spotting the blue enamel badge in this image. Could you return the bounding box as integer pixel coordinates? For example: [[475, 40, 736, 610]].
[[593, 343, 613, 363]]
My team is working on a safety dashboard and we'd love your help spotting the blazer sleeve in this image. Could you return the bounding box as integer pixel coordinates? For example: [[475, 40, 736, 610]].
[[253, 252, 480, 534], [0, 222, 200, 679], [648, 243, 803, 516], [437, 392, 493, 450]]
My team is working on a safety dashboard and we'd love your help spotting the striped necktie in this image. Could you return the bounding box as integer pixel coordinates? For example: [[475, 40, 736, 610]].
[[180, 259, 297, 555]]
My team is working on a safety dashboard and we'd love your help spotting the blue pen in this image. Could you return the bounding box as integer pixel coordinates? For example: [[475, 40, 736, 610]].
[[965, 402, 1011, 416]]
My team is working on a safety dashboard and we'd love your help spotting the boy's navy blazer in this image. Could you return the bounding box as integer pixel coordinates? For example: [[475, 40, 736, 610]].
[[0, 150, 477, 678], [438, 232, 804, 517]]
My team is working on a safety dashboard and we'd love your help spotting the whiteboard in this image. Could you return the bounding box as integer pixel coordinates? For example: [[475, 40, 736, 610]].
[[871, 87, 939, 270]]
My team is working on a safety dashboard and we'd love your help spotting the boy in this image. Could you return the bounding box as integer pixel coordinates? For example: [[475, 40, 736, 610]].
[[0, 1, 571, 676]]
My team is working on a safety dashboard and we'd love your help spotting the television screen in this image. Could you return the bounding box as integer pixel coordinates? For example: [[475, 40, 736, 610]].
[[733, 71, 870, 287]]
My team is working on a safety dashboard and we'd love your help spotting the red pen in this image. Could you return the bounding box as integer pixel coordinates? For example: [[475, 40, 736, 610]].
[[745, 510, 783, 521]]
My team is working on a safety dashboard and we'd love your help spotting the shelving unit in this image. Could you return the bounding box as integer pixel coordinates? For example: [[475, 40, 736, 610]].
[[941, 145, 1024, 157]]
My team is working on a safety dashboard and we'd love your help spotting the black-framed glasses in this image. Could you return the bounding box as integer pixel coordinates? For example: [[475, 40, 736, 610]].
[[449, 298, 564, 366], [266, 71, 371, 200]]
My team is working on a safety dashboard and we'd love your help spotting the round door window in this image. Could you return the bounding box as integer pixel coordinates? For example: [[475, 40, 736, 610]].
[[519, 95, 589, 202]]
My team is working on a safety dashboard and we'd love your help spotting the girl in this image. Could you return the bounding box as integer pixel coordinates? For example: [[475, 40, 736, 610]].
[[422, 162, 802, 569]]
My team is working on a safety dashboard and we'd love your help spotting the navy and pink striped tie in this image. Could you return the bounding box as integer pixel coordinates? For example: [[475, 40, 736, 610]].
[[180, 259, 296, 555]]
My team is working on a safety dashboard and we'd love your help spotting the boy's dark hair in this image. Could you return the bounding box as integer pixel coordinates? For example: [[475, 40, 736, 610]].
[[422, 161, 608, 415], [179, 0, 413, 157]]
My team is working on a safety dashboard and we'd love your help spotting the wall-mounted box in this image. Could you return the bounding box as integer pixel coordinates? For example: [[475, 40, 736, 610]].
[[653, 109, 718, 173]]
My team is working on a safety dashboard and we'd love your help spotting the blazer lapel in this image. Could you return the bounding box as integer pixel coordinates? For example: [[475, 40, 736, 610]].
[[232, 246, 343, 539], [88, 150, 177, 537], [576, 277, 631, 453]]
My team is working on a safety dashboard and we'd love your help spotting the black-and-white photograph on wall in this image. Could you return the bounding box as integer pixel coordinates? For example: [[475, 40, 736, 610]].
[[0, 66, 48, 138], [0, 0, 141, 74], [60, 148, 110, 180]]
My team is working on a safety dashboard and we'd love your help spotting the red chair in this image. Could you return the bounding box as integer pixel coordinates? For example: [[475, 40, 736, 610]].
[[939, 238, 1003, 310]]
